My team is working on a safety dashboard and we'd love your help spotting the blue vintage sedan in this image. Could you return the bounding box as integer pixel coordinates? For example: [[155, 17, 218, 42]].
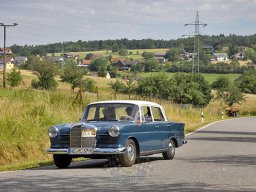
[[47, 100, 186, 168]]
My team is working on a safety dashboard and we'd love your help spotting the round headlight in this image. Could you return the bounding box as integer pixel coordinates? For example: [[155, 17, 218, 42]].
[[48, 127, 58, 138], [108, 126, 120, 137]]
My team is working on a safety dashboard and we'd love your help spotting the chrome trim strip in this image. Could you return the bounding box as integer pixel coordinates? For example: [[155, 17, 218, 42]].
[[46, 147, 126, 155], [140, 149, 166, 156], [47, 148, 68, 154]]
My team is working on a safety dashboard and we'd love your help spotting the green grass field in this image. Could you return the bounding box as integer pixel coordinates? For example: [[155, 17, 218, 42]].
[[139, 72, 241, 84], [51, 48, 169, 60]]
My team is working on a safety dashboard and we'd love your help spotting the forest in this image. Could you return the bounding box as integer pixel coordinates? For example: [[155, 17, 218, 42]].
[[9, 34, 256, 56]]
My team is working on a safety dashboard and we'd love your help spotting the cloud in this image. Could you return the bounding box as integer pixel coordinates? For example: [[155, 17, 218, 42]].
[[0, 0, 255, 45]]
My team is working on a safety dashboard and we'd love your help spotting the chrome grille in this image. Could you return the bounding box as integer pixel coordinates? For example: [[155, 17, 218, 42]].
[[70, 126, 96, 148]]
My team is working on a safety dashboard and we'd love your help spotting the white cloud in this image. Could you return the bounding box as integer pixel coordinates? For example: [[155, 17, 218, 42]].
[[0, 0, 256, 45]]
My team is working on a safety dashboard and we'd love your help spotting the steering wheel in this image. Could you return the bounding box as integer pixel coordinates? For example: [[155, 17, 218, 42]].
[[120, 115, 134, 121]]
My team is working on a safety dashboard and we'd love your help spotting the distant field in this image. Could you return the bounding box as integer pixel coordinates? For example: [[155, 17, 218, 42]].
[[139, 72, 241, 84], [51, 48, 169, 60]]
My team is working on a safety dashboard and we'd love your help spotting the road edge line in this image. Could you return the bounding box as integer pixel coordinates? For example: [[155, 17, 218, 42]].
[[185, 117, 240, 137]]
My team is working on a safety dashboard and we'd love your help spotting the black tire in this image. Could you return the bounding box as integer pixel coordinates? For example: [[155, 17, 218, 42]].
[[53, 154, 72, 168], [162, 139, 175, 160], [119, 139, 137, 167]]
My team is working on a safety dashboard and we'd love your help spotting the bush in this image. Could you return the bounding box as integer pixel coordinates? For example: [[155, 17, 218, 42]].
[[136, 73, 212, 107], [7, 69, 23, 88]]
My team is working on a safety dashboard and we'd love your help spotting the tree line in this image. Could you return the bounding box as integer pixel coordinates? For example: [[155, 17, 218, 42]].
[[9, 34, 256, 56]]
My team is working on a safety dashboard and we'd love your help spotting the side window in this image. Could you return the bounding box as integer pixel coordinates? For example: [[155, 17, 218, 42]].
[[152, 107, 165, 121], [142, 106, 152, 122]]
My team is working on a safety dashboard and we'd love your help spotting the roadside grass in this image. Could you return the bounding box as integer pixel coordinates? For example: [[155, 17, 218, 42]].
[[0, 69, 255, 172]]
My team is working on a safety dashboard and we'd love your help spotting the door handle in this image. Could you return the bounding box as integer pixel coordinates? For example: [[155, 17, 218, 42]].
[[155, 125, 160, 128]]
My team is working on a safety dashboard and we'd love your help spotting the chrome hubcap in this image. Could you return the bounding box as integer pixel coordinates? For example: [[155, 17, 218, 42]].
[[127, 144, 135, 161], [169, 142, 174, 154]]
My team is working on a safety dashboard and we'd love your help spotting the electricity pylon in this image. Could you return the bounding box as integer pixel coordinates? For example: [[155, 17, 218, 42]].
[[184, 11, 207, 73]]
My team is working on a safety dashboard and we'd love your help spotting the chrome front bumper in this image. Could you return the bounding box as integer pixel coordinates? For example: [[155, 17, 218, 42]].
[[47, 147, 126, 155]]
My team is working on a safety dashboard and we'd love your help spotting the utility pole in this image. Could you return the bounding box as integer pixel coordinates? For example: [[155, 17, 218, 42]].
[[184, 11, 207, 73], [0, 23, 18, 88]]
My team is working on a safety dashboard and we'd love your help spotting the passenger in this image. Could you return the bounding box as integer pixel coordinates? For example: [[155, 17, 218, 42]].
[[103, 107, 116, 120]]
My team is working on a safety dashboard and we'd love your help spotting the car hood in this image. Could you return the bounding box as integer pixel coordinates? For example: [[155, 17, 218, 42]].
[[53, 121, 136, 135]]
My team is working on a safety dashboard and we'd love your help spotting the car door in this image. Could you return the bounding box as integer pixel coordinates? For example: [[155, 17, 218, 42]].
[[151, 106, 169, 149], [136, 106, 159, 152]]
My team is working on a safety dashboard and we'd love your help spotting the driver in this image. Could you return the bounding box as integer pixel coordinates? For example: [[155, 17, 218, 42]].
[[120, 106, 134, 121]]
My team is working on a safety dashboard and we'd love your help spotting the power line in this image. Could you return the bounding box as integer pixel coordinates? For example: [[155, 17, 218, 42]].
[[0, 23, 18, 88], [184, 11, 207, 73]]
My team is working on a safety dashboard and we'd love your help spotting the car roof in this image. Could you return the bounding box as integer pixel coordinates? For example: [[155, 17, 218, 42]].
[[89, 100, 162, 108]]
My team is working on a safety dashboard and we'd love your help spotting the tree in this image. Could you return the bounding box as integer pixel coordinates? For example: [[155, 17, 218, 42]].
[[165, 48, 181, 61], [118, 49, 128, 56], [244, 48, 256, 64], [7, 69, 23, 88], [228, 44, 238, 57], [61, 59, 88, 91], [122, 79, 137, 99], [31, 60, 59, 90], [215, 83, 245, 107], [235, 70, 256, 94], [98, 64, 107, 77], [144, 58, 160, 72], [85, 53, 93, 60], [112, 42, 119, 53], [169, 73, 212, 107], [137, 74, 171, 100], [108, 80, 126, 99], [89, 57, 108, 72], [212, 76, 231, 90], [141, 52, 154, 60]]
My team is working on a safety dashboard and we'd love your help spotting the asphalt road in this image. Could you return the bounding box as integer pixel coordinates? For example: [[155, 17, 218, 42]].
[[0, 117, 256, 191]]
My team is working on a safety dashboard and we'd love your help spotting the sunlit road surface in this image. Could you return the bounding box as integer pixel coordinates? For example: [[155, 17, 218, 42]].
[[0, 117, 256, 191]]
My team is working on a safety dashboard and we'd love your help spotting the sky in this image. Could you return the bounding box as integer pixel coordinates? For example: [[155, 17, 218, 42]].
[[0, 0, 256, 46]]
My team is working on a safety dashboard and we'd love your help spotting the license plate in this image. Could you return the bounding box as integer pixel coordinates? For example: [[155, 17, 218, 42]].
[[68, 147, 94, 155], [81, 129, 96, 137]]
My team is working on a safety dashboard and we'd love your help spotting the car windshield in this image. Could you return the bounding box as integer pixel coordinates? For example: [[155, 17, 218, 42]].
[[83, 103, 140, 122]]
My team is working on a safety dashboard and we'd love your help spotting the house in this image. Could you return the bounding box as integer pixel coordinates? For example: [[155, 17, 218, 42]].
[[154, 53, 167, 63], [0, 57, 15, 70], [77, 59, 91, 67], [234, 52, 245, 60], [45, 56, 64, 63], [14, 56, 28, 66], [105, 71, 111, 79], [62, 53, 79, 60], [154, 53, 166, 58], [111, 58, 125, 63], [0, 48, 12, 55], [113, 59, 138, 71], [180, 51, 195, 61], [212, 53, 229, 61]]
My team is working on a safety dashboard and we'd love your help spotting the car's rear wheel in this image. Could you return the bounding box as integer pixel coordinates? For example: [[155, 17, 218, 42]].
[[53, 154, 72, 168], [119, 139, 137, 167], [162, 139, 175, 160]]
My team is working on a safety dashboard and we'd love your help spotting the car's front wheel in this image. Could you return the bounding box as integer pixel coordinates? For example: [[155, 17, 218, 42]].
[[53, 154, 72, 168], [119, 139, 137, 167], [162, 139, 175, 160]]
